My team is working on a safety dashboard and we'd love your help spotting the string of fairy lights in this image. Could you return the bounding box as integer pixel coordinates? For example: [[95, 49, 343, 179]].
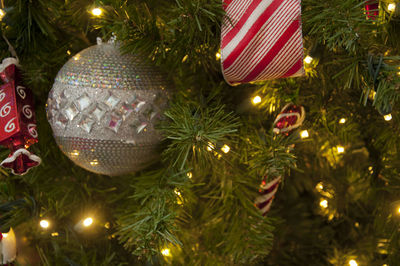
[[0, 2, 398, 265]]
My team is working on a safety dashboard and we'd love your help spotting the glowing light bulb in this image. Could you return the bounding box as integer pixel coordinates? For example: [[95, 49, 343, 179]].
[[215, 52, 221, 60], [187, 172, 193, 179], [337, 146, 345, 154], [221, 144, 230, 153], [304, 55, 313, 64], [384, 114, 392, 121], [349, 259, 358, 266], [51, 232, 59, 237], [339, 118, 346, 124], [161, 248, 171, 256], [73, 54, 80, 61], [40, 220, 50, 229], [0, 9, 6, 20], [83, 217, 93, 227], [300, 130, 309, 139], [252, 96, 262, 105], [316, 182, 324, 192], [397, 207, 400, 214], [174, 189, 181, 196], [207, 142, 215, 151], [320, 199, 328, 209], [70, 150, 79, 156], [388, 3, 396, 12], [90, 159, 98, 166], [91, 8, 102, 16]]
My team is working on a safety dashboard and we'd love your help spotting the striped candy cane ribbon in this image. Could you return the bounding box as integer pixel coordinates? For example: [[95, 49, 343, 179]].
[[255, 176, 282, 216], [221, 0, 305, 85]]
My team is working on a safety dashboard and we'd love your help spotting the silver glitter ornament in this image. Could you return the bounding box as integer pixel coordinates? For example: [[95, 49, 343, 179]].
[[46, 41, 171, 176]]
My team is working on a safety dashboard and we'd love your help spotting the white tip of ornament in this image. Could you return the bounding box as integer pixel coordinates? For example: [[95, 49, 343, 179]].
[[1, 228, 16, 264], [0, 58, 19, 73], [96, 37, 103, 45], [108, 33, 117, 44]]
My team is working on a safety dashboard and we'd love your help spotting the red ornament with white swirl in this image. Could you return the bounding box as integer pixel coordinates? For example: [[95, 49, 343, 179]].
[[273, 103, 305, 134], [0, 58, 41, 175]]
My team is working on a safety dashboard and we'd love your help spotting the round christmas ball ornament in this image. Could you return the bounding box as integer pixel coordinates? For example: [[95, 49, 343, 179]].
[[46, 39, 171, 176]]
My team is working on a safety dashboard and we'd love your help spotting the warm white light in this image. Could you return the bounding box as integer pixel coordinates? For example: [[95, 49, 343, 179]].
[[300, 130, 309, 139], [388, 3, 396, 12], [0, 9, 6, 20], [73, 54, 80, 61], [304, 55, 313, 64], [40, 220, 50, 229], [316, 182, 324, 191], [349, 259, 358, 266], [187, 172, 192, 179], [339, 118, 346, 124], [174, 189, 181, 196], [320, 199, 328, 209], [215, 52, 221, 60], [91, 8, 102, 16], [221, 144, 230, 153], [2, 233, 8, 238], [252, 96, 262, 105], [384, 114, 392, 121], [71, 150, 79, 156], [161, 248, 171, 256], [83, 217, 93, 227], [397, 207, 400, 214], [337, 146, 345, 154], [207, 142, 215, 151], [90, 159, 98, 166], [51, 232, 59, 237]]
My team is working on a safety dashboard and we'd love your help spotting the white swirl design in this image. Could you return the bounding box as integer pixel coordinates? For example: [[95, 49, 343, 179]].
[[22, 105, 33, 119], [0, 91, 5, 102], [0, 102, 11, 117], [28, 124, 38, 138], [4, 118, 16, 133], [16, 86, 26, 99]]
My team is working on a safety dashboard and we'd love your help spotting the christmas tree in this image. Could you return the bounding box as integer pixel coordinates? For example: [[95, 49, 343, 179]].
[[0, 0, 399, 265]]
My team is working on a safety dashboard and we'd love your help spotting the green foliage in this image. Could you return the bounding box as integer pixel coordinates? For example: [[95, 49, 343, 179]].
[[0, 0, 400, 265]]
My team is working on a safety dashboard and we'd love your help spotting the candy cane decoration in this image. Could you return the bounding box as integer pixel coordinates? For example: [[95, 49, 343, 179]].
[[255, 176, 282, 216], [221, 0, 305, 85]]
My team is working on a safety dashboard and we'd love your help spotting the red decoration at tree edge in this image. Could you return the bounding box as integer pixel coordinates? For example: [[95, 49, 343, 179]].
[[273, 103, 305, 135], [365, 1, 379, 20], [255, 176, 282, 216], [0, 58, 41, 175]]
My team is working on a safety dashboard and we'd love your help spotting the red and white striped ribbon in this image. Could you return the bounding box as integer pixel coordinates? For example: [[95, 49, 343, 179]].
[[255, 176, 282, 216], [221, 0, 305, 85]]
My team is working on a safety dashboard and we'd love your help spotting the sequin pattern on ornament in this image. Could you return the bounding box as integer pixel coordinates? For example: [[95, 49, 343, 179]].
[[46, 42, 171, 176]]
